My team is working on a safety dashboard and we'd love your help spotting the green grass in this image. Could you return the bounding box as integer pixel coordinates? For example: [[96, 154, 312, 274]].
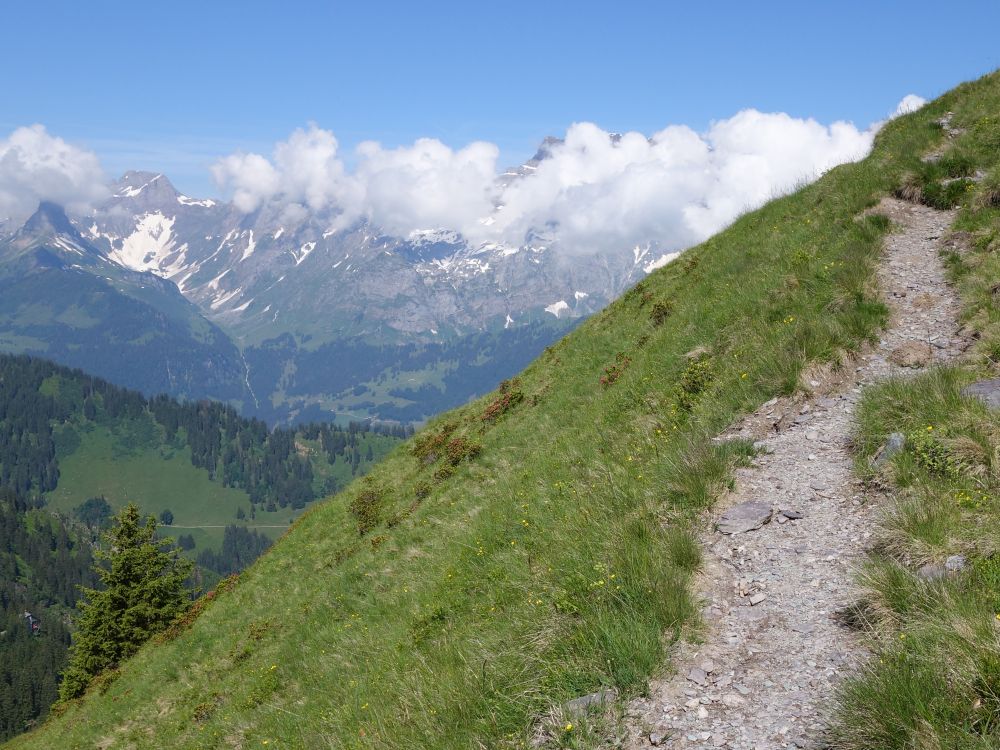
[[12, 72, 1000, 750], [46, 424, 280, 551], [830, 71, 1000, 750], [42, 413, 396, 554]]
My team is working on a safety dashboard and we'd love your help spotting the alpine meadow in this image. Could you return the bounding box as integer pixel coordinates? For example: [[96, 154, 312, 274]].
[[8, 64, 1000, 750], [5, 4, 1000, 747]]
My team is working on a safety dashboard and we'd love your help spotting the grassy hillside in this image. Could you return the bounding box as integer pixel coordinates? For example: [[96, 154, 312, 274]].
[[13, 73, 1000, 750], [830, 75, 1000, 749]]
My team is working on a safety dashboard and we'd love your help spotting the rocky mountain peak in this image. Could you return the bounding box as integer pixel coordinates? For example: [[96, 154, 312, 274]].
[[21, 201, 79, 239], [112, 171, 178, 199]]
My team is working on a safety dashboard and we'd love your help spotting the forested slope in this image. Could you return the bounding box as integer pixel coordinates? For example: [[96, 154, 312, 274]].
[[0, 489, 94, 741]]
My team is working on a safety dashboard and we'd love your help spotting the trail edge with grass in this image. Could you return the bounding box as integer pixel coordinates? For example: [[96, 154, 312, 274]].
[[622, 197, 968, 749]]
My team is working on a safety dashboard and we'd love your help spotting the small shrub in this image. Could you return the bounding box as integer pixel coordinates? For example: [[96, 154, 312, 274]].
[[334, 544, 358, 564], [192, 696, 222, 722], [433, 465, 456, 482], [600, 352, 632, 388], [921, 178, 973, 210], [975, 168, 1000, 208], [906, 429, 961, 479], [445, 437, 482, 466], [411, 606, 449, 645], [481, 379, 525, 423], [623, 280, 648, 304], [411, 422, 458, 462], [676, 355, 714, 410], [650, 300, 674, 326], [349, 486, 384, 536]]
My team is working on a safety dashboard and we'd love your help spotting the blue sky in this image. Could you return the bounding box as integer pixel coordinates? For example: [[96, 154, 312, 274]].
[[3, 0, 999, 197]]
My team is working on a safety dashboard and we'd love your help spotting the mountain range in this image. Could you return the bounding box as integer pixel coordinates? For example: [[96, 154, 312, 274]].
[[0, 142, 676, 424]]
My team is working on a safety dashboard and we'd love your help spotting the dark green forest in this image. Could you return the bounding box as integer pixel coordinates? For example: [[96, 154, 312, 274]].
[[0, 353, 408, 739], [0, 488, 95, 740], [0, 354, 407, 512]]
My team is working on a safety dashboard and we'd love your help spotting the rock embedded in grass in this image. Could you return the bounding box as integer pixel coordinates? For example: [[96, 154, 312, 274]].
[[871, 432, 905, 468], [945, 554, 967, 572], [565, 688, 617, 714], [961, 378, 1000, 409], [917, 563, 947, 580]]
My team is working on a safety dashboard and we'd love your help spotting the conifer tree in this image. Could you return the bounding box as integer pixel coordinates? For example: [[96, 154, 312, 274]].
[[59, 504, 191, 701]]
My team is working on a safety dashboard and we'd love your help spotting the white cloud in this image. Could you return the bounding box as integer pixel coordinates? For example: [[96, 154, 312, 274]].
[[352, 138, 499, 237], [892, 94, 927, 118], [213, 94, 924, 255], [0, 125, 108, 220]]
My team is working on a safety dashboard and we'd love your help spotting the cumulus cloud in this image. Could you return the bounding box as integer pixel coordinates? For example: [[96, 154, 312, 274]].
[[0, 125, 108, 221], [212, 95, 925, 255], [353, 138, 499, 237], [892, 94, 927, 118]]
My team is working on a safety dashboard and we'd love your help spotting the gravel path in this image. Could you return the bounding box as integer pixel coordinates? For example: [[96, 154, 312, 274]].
[[622, 198, 968, 749]]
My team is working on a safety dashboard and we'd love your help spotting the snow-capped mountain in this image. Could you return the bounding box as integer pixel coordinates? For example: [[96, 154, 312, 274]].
[[82, 167, 677, 348], [8, 139, 683, 423], [0, 203, 249, 404]]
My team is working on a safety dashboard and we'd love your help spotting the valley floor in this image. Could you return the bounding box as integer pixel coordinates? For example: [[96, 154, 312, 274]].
[[623, 198, 966, 748]]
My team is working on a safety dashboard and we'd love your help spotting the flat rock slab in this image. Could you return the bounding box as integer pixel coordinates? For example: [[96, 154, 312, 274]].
[[716, 502, 773, 534], [962, 378, 1000, 409]]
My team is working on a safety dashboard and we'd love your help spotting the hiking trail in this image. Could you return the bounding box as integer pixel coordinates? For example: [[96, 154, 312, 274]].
[[623, 196, 968, 749]]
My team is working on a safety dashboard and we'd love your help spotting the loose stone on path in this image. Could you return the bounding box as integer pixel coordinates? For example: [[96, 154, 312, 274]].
[[715, 502, 773, 535]]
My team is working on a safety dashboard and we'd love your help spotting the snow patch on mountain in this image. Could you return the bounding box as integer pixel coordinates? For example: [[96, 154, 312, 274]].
[[208, 269, 230, 291], [177, 194, 217, 208], [113, 174, 162, 199], [409, 228, 462, 245], [211, 286, 242, 310], [293, 241, 316, 266], [643, 252, 680, 273], [53, 237, 86, 256], [241, 230, 256, 261], [109, 212, 177, 273], [545, 300, 570, 317]]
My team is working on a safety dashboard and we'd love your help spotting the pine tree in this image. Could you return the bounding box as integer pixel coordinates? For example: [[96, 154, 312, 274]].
[[58, 504, 192, 701]]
